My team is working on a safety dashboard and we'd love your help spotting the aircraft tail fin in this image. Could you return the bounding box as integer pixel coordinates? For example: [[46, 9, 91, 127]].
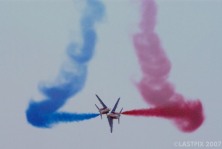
[[95, 104, 99, 110], [118, 108, 123, 124], [95, 104, 102, 119], [120, 108, 123, 114]]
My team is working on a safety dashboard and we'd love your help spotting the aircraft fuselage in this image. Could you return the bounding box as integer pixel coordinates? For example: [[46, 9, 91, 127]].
[[107, 113, 120, 119], [100, 108, 110, 114]]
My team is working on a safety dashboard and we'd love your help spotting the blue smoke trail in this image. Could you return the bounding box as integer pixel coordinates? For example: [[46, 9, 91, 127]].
[[26, 0, 105, 128]]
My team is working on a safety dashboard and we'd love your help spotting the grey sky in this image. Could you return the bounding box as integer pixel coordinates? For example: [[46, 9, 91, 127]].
[[0, 0, 222, 148]]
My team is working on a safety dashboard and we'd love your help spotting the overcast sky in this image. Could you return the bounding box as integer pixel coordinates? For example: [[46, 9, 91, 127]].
[[0, 0, 222, 148]]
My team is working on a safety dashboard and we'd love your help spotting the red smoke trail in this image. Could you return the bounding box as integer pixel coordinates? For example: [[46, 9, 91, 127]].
[[130, 0, 204, 132], [122, 100, 204, 132]]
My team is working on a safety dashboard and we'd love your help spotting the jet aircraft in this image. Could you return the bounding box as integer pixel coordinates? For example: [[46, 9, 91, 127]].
[[95, 94, 110, 119], [107, 98, 123, 133]]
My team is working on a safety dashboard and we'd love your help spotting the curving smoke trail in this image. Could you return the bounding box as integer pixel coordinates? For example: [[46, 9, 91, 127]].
[[123, 0, 204, 132], [123, 100, 204, 132], [26, 0, 105, 128]]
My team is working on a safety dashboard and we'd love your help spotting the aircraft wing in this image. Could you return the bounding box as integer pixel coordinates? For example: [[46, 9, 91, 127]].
[[107, 116, 113, 133], [111, 98, 120, 113], [96, 94, 107, 108]]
